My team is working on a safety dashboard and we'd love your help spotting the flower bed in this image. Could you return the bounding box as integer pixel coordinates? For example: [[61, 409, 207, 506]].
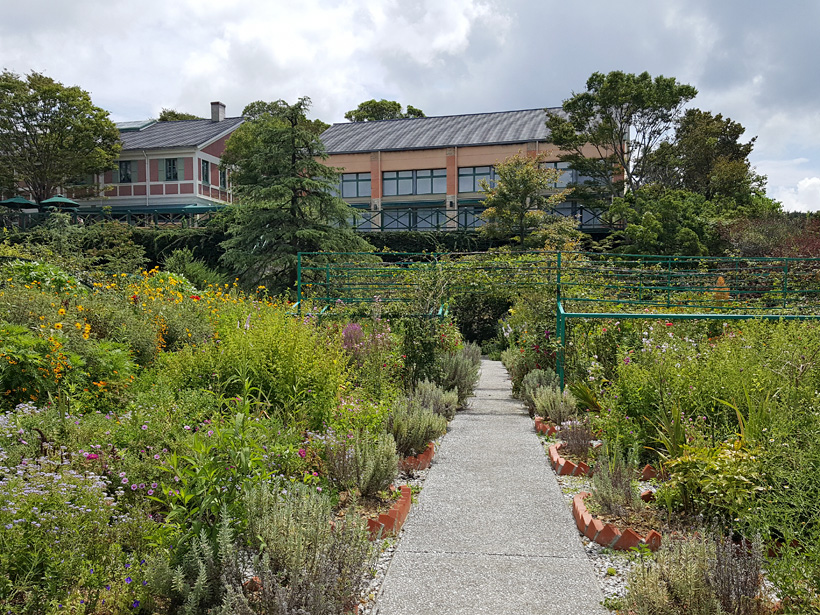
[[572, 492, 662, 552]]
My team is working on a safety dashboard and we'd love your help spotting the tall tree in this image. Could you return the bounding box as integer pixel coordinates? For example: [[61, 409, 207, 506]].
[[158, 108, 203, 121], [644, 109, 766, 202], [0, 71, 121, 204], [344, 99, 426, 122], [545, 71, 697, 199], [219, 97, 371, 292], [479, 152, 577, 248]]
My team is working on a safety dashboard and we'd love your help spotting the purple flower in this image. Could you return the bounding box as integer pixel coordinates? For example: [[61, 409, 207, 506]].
[[298, 448, 306, 458], [141, 424, 148, 430], [131, 484, 137, 490], [151, 483, 157, 489], [131, 600, 140, 608], [122, 477, 129, 484], [105, 584, 111, 590], [147, 489, 154, 495], [125, 576, 132, 583]]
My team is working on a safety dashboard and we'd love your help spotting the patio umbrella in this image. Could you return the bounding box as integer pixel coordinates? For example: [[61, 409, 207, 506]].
[[40, 195, 79, 207], [0, 196, 35, 209]]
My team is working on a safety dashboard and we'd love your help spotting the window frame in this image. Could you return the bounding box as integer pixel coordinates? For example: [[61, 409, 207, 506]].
[[458, 166, 495, 193], [164, 158, 179, 182], [383, 168, 447, 197], [340, 172, 372, 198], [201, 159, 210, 185]]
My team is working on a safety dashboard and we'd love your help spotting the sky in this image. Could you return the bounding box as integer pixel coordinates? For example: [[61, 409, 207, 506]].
[[2, 0, 819, 211]]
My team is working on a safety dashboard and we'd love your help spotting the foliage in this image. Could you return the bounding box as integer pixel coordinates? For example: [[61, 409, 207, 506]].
[[344, 99, 425, 122], [546, 70, 697, 199], [157, 108, 202, 121], [411, 379, 459, 421], [591, 441, 642, 519], [451, 289, 513, 345], [520, 368, 559, 416], [219, 97, 371, 292], [162, 247, 228, 290], [324, 430, 398, 498], [386, 397, 447, 457], [0, 70, 121, 204], [479, 152, 576, 247], [624, 534, 767, 615], [436, 342, 481, 406], [218, 482, 374, 615], [341, 314, 401, 400], [560, 419, 593, 461], [532, 385, 577, 424]]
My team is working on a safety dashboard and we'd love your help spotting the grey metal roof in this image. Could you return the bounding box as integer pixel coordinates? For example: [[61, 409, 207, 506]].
[[119, 117, 244, 151], [320, 108, 561, 154], [116, 120, 157, 132]]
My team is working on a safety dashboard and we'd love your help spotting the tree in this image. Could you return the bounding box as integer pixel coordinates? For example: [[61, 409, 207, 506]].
[[0, 70, 121, 205], [344, 99, 426, 122], [158, 108, 203, 121], [545, 71, 698, 199], [219, 97, 372, 292], [478, 152, 577, 248], [606, 185, 717, 255], [644, 109, 772, 209]]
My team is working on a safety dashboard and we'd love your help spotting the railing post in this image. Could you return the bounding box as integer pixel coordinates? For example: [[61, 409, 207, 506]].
[[783, 260, 789, 309]]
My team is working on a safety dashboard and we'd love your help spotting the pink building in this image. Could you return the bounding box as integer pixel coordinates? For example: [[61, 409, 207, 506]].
[[81, 102, 243, 214]]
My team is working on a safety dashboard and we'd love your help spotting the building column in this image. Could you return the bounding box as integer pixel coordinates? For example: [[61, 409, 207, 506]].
[[446, 147, 458, 229]]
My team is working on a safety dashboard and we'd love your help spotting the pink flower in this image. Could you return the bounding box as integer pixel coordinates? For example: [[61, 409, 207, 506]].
[[298, 448, 306, 458], [86, 453, 99, 460]]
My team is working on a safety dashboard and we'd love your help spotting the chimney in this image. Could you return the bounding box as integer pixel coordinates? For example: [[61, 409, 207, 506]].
[[211, 101, 226, 122]]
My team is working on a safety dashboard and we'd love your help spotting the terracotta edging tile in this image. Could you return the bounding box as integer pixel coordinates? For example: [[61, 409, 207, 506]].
[[572, 492, 661, 552], [368, 481, 415, 540]]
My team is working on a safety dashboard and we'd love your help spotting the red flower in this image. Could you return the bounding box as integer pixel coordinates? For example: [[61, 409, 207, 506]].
[[190, 295, 201, 300], [665, 322, 673, 327]]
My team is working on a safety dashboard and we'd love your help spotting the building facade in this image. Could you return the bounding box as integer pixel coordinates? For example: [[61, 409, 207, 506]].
[[320, 108, 608, 233], [80, 102, 243, 216]]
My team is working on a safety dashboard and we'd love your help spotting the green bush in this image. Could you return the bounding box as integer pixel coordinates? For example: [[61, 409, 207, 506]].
[[591, 441, 642, 519], [436, 343, 481, 407], [163, 247, 227, 290], [217, 482, 374, 615], [324, 430, 398, 497], [533, 385, 577, 423], [411, 379, 459, 420], [501, 347, 532, 395], [520, 368, 558, 416], [386, 397, 448, 457], [451, 290, 513, 344]]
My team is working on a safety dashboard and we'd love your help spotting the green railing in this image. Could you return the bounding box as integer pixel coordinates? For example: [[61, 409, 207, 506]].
[[0, 209, 220, 230]]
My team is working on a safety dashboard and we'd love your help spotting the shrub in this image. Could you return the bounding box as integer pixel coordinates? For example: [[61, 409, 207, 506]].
[[591, 441, 642, 519], [163, 247, 227, 290], [533, 385, 577, 424], [501, 347, 530, 395], [411, 379, 459, 421], [436, 344, 481, 406], [560, 419, 592, 461], [324, 431, 398, 497], [217, 482, 374, 615], [451, 290, 513, 345], [624, 534, 767, 615], [386, 397, 448, 458], [520, 368, 559, 416]]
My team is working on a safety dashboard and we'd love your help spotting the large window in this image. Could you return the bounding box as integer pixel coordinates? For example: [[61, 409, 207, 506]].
[[383, 169, 446, 196], [201, 159, 210, 185], [458, 166, 495, 193], [341, 172, 371, 198], [219, 169, 228, 189], [115, 161, 132, 184], [540, 161, 574, 188]]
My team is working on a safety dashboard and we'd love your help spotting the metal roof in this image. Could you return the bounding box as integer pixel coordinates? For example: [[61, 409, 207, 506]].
[[119, 117, 244, 151], [320, 108, 562, 154], [116, 120, 157, 132]]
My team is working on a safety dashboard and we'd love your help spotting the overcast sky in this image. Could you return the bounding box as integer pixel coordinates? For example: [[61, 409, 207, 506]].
[[2, 0, 819, 211]]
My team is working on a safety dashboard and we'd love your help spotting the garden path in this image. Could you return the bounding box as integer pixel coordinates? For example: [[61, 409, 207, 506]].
[[374, 359, 607, 615]]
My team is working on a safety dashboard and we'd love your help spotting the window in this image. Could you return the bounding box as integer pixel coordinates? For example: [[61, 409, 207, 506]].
[[540, 161, 575, 188], [458, 166, 495, 193], [383, 169, 446, 196], [201, 159, 210, 185], [164, 158, 178, 182], [115, 161, 132, 183], [340, 172, 371, 198], [219, 169, 228, 189]]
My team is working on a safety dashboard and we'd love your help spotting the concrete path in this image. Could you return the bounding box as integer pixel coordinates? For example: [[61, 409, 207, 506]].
[[374, 359, 607, 615]]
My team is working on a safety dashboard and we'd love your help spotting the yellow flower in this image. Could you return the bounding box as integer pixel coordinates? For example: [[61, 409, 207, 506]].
[[54, 323, 63, 329], [58, 308, 66, 315]]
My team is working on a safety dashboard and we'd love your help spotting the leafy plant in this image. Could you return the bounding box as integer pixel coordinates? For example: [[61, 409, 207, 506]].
[[532, 384, 577, 424], [385, 397, 447, 458], [411, 379, 459, 421], [520, 368, 559, 416], [560, 419, 592, 461], [436, 343, 481, 407], [591, 441, 642, 519]]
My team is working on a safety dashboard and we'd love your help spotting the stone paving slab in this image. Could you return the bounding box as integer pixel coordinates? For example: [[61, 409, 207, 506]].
[[375, 360, 607, 615]]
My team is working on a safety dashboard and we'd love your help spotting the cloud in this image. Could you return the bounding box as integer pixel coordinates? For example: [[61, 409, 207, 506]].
[[772, 177, 820, 212]]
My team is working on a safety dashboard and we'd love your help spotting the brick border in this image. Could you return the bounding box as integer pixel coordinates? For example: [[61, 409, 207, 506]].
[[367, 484, 413, 539], [572, 491, 661, 552], [534, 416, 558, 436], [399, 442, 436, 471], [548, 442, 592, 477]]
